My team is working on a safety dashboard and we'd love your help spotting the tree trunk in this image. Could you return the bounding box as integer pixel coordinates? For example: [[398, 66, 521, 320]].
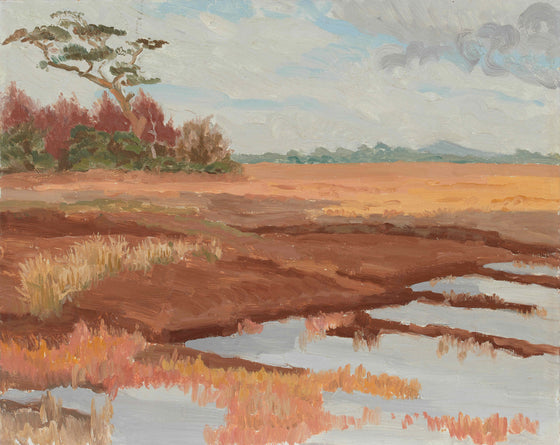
[[109, 88, 147, 138]]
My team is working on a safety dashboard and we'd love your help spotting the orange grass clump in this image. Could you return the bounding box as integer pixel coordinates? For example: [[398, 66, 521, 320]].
[[422, 412, 538, 445], [0, 321, 146, 394], [0, 322, 419, 445], [300, 312, 355, 348], [164, 360, 419, 444], [237, 319, 264, 335]]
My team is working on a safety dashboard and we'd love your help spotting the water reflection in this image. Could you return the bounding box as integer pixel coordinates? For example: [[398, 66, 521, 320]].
[[367, 301, 558, 346], [484, 261, 559, 277], [411, 275, 560, 321], [0, 386, 226, 445], [183, 277, 558, 444]]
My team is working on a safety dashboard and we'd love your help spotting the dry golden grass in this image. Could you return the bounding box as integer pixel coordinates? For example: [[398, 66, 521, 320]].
[[127, 237, 200, 271], [18, 235, 222, 317], [0, 391, 113, 445]]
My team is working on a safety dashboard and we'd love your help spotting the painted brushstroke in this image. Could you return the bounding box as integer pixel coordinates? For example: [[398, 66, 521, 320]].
[[17, 234, 221, 317], [326, 311, 560, 358], [0, 391, 112, 445], [422, 412, 539, 445], [0, 160, 557, 443], [0, 321, 420, 444], [0, 3, 558, 439]]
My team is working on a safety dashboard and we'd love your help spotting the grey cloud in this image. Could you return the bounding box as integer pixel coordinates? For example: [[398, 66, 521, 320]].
[[518, 2, 560, 58], [477, 23, 520, 51], [379, 2, 560, 88], [456, 31, 483, 68], [518, 2, 560, 37], [380, 41, 450, 69], [330, 0, 533, 46], [476, 23, 521, 76]]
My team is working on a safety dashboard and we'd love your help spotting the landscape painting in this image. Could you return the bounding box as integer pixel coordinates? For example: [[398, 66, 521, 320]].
[[0, 1, 559, 444]]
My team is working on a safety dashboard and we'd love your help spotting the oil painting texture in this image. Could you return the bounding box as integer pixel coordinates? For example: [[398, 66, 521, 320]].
[[0, 1, 558, 444]]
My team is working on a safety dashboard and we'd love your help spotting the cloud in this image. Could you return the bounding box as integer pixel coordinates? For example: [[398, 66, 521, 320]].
[[380, 41, 451, 70], [329, 0, 534, 44], [373, 2, 560, 88]]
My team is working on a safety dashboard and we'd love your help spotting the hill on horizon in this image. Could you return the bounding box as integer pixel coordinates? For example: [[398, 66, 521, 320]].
[[232, 141, 558, 165], [419, 141, 498, 159]]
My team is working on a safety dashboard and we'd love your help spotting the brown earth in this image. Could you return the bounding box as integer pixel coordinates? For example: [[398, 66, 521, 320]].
[[0, 163, 558, 358]]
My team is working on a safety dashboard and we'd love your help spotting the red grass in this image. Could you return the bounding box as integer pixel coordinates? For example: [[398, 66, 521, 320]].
[[237, 319, 264, 335], [0, 322, 539, 445], [0, 322, 419, 444]]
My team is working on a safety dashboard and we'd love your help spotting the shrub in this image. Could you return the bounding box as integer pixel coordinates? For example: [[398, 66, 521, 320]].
[[0, 84, 240, 175], [174, 116, 232, 165], [94, 90, 180, 149], [0, 123, 56, 172], [66, 125, 150, 171]]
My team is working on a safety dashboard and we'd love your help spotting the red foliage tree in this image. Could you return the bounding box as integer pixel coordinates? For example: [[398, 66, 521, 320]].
[[1, 83, 178, 161], [0, 82, 38, 130], [132, 89, 179, 147], [34, 94, 92, 159], [92, 92, 131, 134]]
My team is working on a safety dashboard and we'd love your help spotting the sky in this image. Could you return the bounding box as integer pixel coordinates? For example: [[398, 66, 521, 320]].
[[0, 0, 559, 154]]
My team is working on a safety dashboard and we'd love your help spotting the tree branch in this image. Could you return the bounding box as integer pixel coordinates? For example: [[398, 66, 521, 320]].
[[112, 72, 127, 88], [32, 41, 51, 60], [46, 60, 112, 88], [130, 45, 144, 65], [97, 59, 109, 81], [32, 40, 111, 88]]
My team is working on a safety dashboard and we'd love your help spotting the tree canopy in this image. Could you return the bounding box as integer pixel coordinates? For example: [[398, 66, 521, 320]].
[[3, 10, 168, 137]]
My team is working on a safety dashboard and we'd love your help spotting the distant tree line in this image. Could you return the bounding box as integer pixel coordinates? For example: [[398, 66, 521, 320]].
[[233, 143, 559, 165]]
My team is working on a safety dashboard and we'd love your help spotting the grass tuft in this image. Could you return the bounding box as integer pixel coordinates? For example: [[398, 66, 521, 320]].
[[18, 235, 222, 318]]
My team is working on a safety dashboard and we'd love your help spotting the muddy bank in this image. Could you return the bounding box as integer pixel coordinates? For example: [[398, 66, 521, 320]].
[[328, 311, 560, 358], [2, 207, 557, 345]]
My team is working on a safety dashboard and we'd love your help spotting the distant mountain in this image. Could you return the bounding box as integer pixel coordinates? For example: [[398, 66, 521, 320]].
[[419, 141, 498, 158]]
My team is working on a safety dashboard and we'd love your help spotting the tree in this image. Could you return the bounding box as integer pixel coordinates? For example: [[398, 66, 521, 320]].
[[93, 91, 131, 134], [93, 90, 179, 159], [132, 90, 179, 152], [0, 82, 38, 130], [2, 10, 168, 138], [34, 93, 92, 159]]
